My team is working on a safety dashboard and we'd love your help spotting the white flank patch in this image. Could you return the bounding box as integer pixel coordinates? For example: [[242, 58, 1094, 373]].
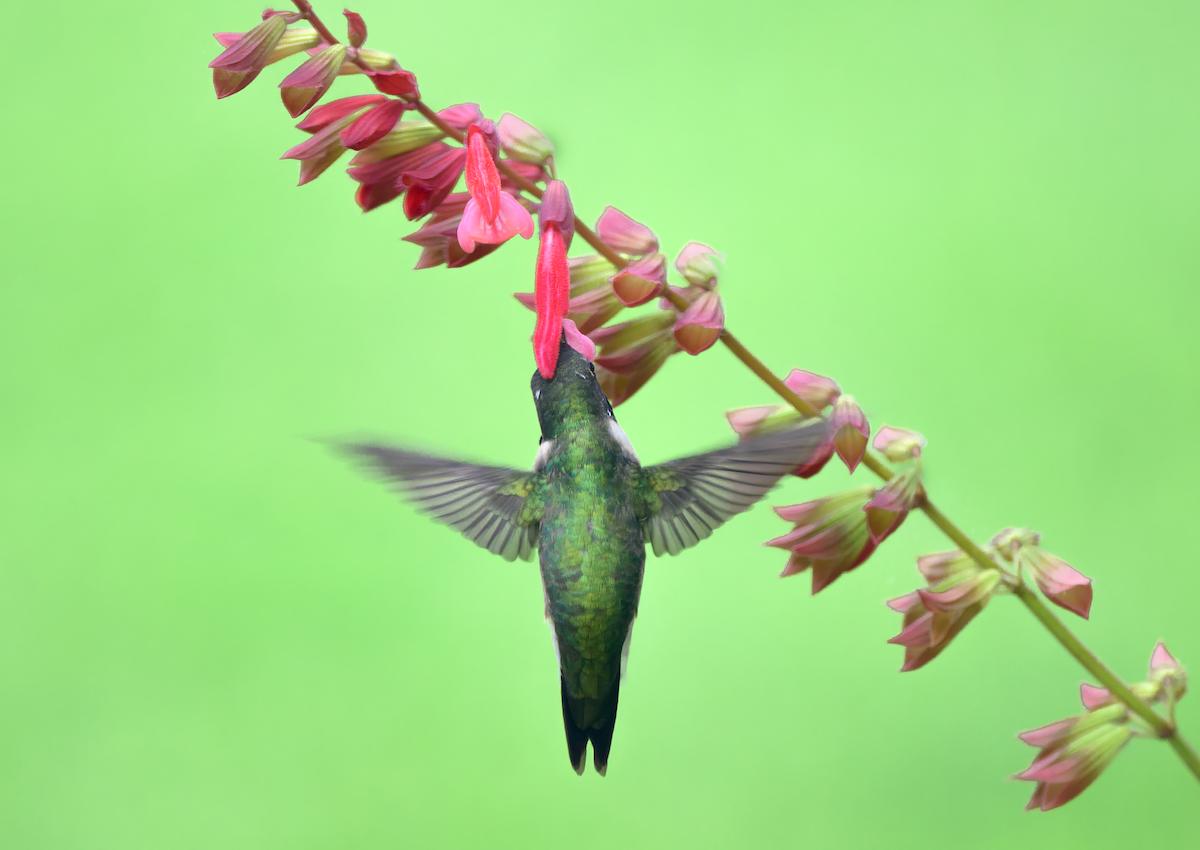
[[532, 438, 555, 471], [607, 419, 640, 463]]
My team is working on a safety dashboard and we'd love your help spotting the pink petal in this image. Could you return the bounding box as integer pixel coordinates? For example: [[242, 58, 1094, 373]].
[[456, 191, 534, 253], [1150, 641, 1179, 673], [562, 319, 596, 361], [297, 94, 389, 133], [1079, 683, 1112, 710], [783, 369, 841, 410], [1017, 718, 1076, 748], [595, 206, 658, 256]]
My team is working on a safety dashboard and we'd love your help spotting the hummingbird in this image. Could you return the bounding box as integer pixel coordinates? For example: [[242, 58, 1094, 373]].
[[341, 335, 824, 775]]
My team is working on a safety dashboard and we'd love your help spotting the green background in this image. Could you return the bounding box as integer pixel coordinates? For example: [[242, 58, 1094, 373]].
[[3, 1, 1197, 847]]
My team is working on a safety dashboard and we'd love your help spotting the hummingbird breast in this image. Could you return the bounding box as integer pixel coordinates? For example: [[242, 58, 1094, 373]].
[[538, 440, 645, 727]]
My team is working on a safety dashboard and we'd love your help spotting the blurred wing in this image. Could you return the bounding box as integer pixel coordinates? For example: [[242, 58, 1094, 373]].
[[639, 422, 825, 557], [341, 443, 544, 562]]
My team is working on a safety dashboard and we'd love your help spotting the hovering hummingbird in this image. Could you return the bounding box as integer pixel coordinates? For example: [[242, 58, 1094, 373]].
[[341, 336, 824, 775]]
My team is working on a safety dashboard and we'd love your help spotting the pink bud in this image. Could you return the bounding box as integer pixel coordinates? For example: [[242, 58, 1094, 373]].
[[367, 67, 419, 97], [281, 105, 373, 185], [674, 291, 724, 355], [611, 253, 667, 307], [296, 94, 389, 133], [1079, 683, 1112, 710], [863, 466, 920, 542], [674, 241, 723, 288], [438, 103, 484, 131], [539, 180, 575, 249], [1019, 547, 1093, 619], [401, 147, 468, 220], [783, 369, 841, 410], [1150, 641, 1179, 674], [766, 487, 878, 594], [344, 9, 367, 47], [829, 395, 869, 473], [280, 44, 347, 117], [339, 99, 409, 150], [595, 206, 658, 257], [497, 112, 555, 166], [209, 15, 289, 98], [872, 425, 926, 462]]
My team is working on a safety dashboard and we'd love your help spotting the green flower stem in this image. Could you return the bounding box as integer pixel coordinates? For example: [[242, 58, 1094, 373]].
[[291, 0, 1200, 786]]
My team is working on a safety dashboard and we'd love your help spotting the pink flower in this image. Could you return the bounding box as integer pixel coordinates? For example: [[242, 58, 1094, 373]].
[[674, 290, 724, 355], [784, 369, 842, 410], [766, 487, 879, 594], [209, 15, 289, 98], [343, 9, 368, 48], [347, 142, 453, 212], [533, 181, 575, 379], [872, 425, 926, 462], [402, 196, 500, 269], [437, 103, 484, 132], [610, 253, 667, 307], [591, 312, 679, 405], [366, 66, 419, 97], [1080, 641, 1188, 710], [674, 241, 723, 288], [1018, 546, 1093, 619], [279, 44, 347, 117], [886, 549, 1004, 671], [497, 112, 555, 167], [296, 94, 389, 133], [596, 206, 658, 257], [457, 122, 534, 252], [864, 466, 921, 542], [281, 103, 375, 185], [1015, 704, 1133, 811], [401, 146, 468, 220], [340, 99, 410, 150], [829, 395, 869, 472]]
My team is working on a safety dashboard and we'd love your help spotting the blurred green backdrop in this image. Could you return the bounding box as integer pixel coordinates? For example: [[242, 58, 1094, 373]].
[[2, 1, 1198, 847]]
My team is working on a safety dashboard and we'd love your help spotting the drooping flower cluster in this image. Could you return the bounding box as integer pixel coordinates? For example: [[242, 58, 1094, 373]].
[[763, 413, 926, 593], [211, 8, 730, 385], [886, 548, 1009, 671], [1015, 642, 1186, 811]]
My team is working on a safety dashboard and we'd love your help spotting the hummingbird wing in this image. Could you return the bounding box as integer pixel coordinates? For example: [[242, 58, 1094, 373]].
[[637, 422, 825, 557], [340, 444, 545, 562]]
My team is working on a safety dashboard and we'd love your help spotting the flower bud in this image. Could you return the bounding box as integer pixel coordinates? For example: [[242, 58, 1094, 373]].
[[864, 465, 920, 542], [766, 487, 878, 594], [497, 112, 555, 167], [610, 253, 667, 307], [1017, 545, 1093, 619], [279, 44, 347, 117], [872, 425, 926, 462], [783, 369, 841, 410], [209, 15, 289, 98], [673, 290, 724, 355], [674, 241, 723, 288], [344, 9, 368, 48], [596, 206, 658, 257], [829, 395, 869, 473]]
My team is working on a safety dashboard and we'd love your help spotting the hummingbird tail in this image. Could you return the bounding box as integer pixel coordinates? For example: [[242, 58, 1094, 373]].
[[559, 677, 621, 777]]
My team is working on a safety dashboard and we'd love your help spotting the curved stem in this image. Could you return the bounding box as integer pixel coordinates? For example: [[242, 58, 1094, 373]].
[[289, 0, 1200, 786]]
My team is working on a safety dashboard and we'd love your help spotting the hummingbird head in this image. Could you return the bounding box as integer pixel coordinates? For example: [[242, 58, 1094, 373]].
[[531, 334, 614, 440]]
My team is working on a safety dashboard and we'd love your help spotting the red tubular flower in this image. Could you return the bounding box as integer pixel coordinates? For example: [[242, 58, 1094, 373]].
[[340, 99, 410, 150], [457, 122, 534, 252], [400, 146, 468, 220], [209, 15, 289, 98], [279, 44, 348, 117], [532, 180, 576, 378]]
